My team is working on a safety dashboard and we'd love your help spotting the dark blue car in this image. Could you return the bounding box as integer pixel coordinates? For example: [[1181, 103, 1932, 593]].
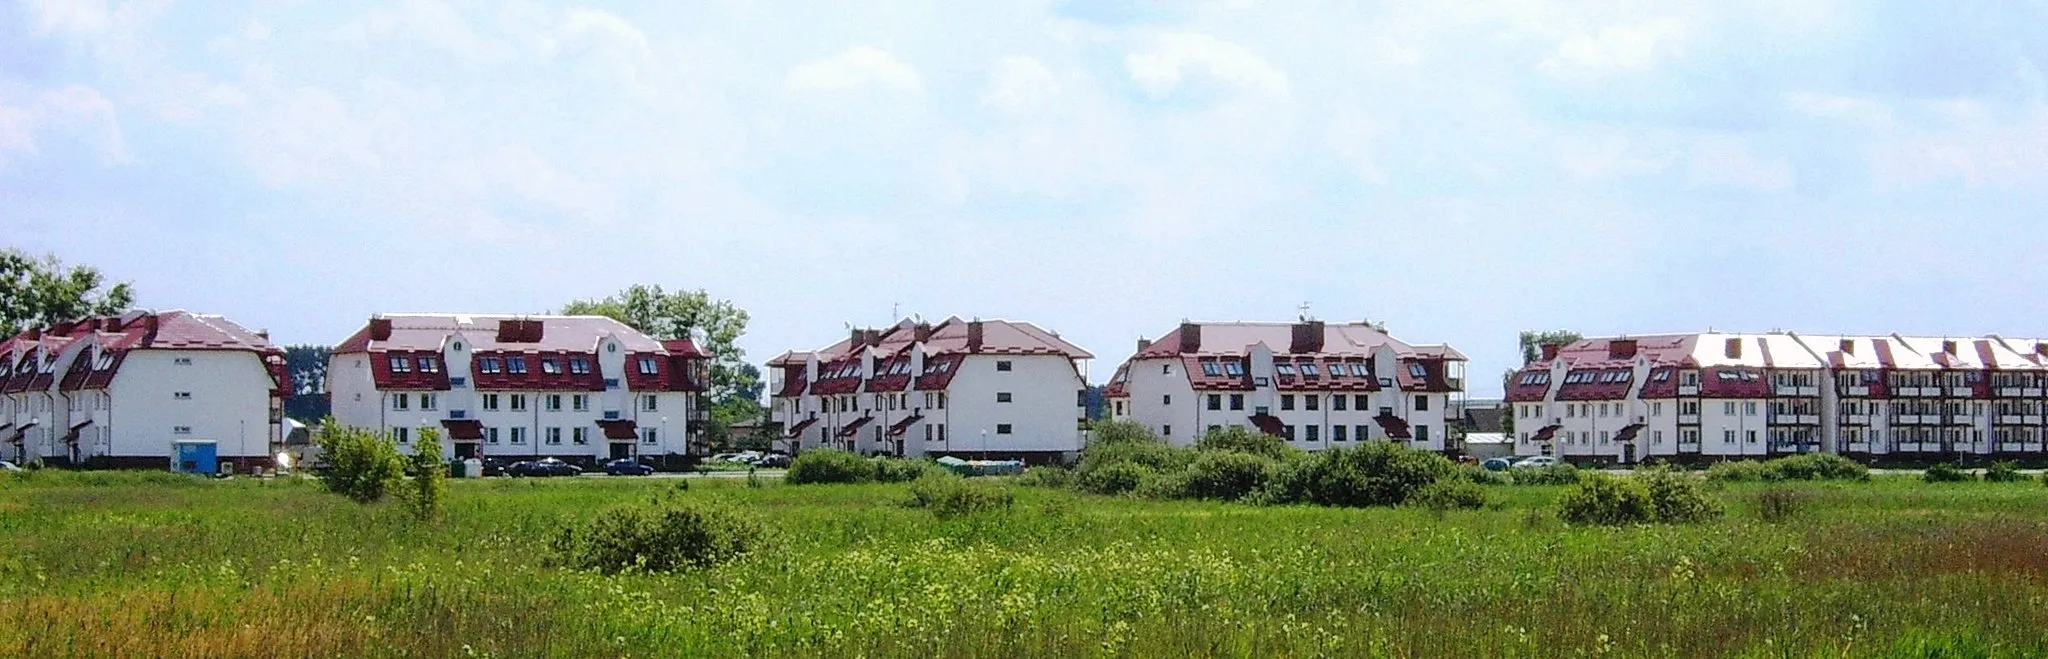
[[603, 458, 656, 476], [506, 458, 583, 477]]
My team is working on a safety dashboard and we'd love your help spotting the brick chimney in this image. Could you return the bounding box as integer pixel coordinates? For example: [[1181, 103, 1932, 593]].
[[1608, 339, 1638, 360], [49, 320, 75, 335], [369, 317, 393, 342], [1539, 343, 1562, 361], [966, 320, 985, 352], [1840, 339, 1855, 355], [498, 319, 528, 343], [1290, 320, 1326, 354], [1942, 340, 1957, 355], [1724, 338, 1742, 359], [914, 322, 934, 343], [1137, 337, 1153, 354], [1177, 322, 1201, 354], [102, 316, 122, 332]]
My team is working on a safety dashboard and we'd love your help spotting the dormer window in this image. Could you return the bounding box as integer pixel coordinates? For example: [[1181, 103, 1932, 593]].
[[1408, 363, 1428, 378], [418, 356, 440, 373], [478, 357, 503, 374], [637, 356, 659, 375], [389, 356, 411, 373], [569, 358, 591, 374], [508, 357, 528, 374], [1224, 361, 1245, 376], [541, 359, 561, 375], [1201, 361, 1222, 377], [1275, 364, 1298, 376]]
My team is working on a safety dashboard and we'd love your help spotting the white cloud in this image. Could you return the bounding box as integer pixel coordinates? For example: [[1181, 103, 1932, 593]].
[[1125, 33, 1289, 98], [1786, 92, 1895, 129], [788, 47, 922, 92], [333, 0, 512, 61], [982, 56, 1061, 114], [27, 0, 109, 33], [1538, 18, 1688, 82], [1685, 136, 1793, 191], [0, 85, 131, 167]]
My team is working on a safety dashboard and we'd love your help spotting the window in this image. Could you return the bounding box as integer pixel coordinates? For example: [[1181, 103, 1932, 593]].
[[483, 394, 501, 411], [392, 394, 410, 411], [1652, 402, 1663, 416], [508, 357, 528, 374], [421, 393, 438, 411], [572, 427, 589, 445], [1281, 395, 1295, 411], [1301, 364, 1320, 377], [479, 357, 502, 374], [1162, 425, 1172, 437], [1276, 364, 1298, 377], [510, 427, 527, 445], [1354, 395, 1369, 410], [642, 427, 659, 444], [1653, 430, 1664, 445], [541, 359, 560, 375], [419, 356, 440, 373], [572, 395, 589, 412], [174, 357, 193, 366], [1744, 402, 1758, 416], [569, 358, 591, 374], [510, 395, 528, 412], [486, 427, 501, 444], [1229, 394, 1245, 411], [1415, 396, 1430, 411], [1333, 395, 1348, 411], [1207, 394, 1222, 411], [998, 392, 1014, 403], [1305, 395, 1320, 411], [1746, 430, 1758, 444], [389, 355, 411, 372], [173, 425, 192, 435], [1305, 425, 1320, 442], [638, 356, 659, 374], [1200, 361, 1221, 377], [1332, 425, 1348, 442], [1723, 401, 1737, 415], [1160, 394, 1170, 406], [996, 424, 1013, 435], [394, 427, 410, 444], [1282, 425, 1296, 441], [1356, 424, 1370, 440], [1162, 363, 1173, 375], [1416, 425, 1430, 443], [1223, 361, 1245, 376], [1723, 430, 1735, 443], [642, 395, 659, 412], [1598, 403, 1609, 417], [1409, 363, 1427, 378], [1566, 405, 1576, 418], [996, 360, 1013, 372], [173, 391, 192, 400], [1599, 431, 1610, 444], [545, 395, 562, 412]]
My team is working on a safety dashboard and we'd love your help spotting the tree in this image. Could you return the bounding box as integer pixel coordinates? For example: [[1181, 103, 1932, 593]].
[[0, 249, 135, 335], [318, 423, 405, 504], [402, 427, 447, 521], [1519, 329, 1583, 364], [284, 345, 332, 422], [561, 285, 759, 406]]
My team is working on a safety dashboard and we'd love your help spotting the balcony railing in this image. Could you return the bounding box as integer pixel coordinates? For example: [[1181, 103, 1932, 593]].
[[1995, 414, 2044, 425], [1678, 385, 1700, 396], [1773, 385, 1819, 397], [1843, 385, 1870, 396], [1677, 414, 1700, 425], [1768, 413, 1822, 425]]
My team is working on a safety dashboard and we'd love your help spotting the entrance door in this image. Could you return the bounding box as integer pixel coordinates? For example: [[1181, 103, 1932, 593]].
[[609, 443, 632, 460], [1622, 443, 1636, 465], [454, 443, 478, 459]]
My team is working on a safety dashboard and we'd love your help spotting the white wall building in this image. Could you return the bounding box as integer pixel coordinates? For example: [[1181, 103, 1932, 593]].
[[328, 314, 709, 466], [1104, 320, 1468, 452], [768, 317, 1092, 463], [1507, 332, 2048, 463], [1, 310, 286, 468]]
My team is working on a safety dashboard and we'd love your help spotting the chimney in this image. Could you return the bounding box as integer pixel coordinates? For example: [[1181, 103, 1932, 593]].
[[498, 319, 527, 343], [1724, 338, 1742, 359], [1539, 343, 1562, 361], [1608, 339, 1638, 360], [1177, 322, 1201, 354], [914, 323, 934, 343], [23, 327, 41, 340], [850, 327, 867, 347], [1840, 339, 1855, 355], [50, 321, 75, 335], [1290, 320, 1326, 354], [256, 329, 270, 341], [2037, 343, 2048, 358], [1942, 340, 1957, 355], [369, 317, 393, 342], [966, 320, 985, 352], [102, 316, 121, 332], [1137, 337, 1153, 354]]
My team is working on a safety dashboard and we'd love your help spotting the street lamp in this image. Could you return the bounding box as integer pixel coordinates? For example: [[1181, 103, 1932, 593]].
[[980, 429, 988, 461]]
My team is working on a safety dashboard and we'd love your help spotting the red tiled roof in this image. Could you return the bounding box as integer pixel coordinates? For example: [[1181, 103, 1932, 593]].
[[1132, 321, 1451, 360], [836, 415, 874, 438], [597, 419, 638, 441], [1248, 413, 1285, 436], [440, 419, 484, 440], [1532, 424, 1562, 442], [1615, 423, 1646, 443], [1374, 412, 1412, 439], [784, 417, 818, 438], [337, 315, 705, 393], [887, 413, 923, 437], [3, 311, 284, 395]]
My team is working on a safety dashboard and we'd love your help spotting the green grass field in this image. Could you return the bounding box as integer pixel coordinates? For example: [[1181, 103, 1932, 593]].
[[3, 472, 2047, 658]]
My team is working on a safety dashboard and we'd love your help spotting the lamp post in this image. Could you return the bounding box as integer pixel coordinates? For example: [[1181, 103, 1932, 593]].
[[980, 429, 988, 461], [661, 415, 669, 464]]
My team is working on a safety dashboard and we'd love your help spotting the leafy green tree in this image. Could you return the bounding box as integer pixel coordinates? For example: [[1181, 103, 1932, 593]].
[[561, 285, 760, 405], [1519, 330, 1582, 364], [1193, 425, 1291, 460], [0, 249, 135, 334], [284, 345, 332, 422], [317, 422, 405, 504], [403, 427, 447, 520]]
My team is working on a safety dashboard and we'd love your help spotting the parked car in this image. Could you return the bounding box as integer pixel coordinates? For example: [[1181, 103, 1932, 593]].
[[1481, 457, 1518, 471], [506, 458, 583, 477], [1512, 456, 1560, 469], [478, 457, 510, 477], [756, 453, 791, 468], [0, 460, 21, 473], [603, 458, 656, 476]]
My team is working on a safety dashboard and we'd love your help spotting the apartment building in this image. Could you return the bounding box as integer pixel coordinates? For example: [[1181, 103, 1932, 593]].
[[768, 317, 1092, 463], [1104, 320, 1468, 452], [1, 310, 287, 469], [1507, 332, 2048, 463], [329, 314, 708, 465]]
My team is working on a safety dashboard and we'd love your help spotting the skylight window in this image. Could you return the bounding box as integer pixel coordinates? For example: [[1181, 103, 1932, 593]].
[[508, 357, 528, 374], [638, 356, 659, 375], [389, 355, 411, 373], [569, 358, 591, 374], [1224, 361, 1245, 376], [1201, 361, 1222, 377], [541, 359, 560, 375], [1300, 364, 1320, 377], [1350, 364, 1369, 377], [1275, 364, 1298, 376], [1408, 363, 1428, 378], [479, 357, 502, 374]]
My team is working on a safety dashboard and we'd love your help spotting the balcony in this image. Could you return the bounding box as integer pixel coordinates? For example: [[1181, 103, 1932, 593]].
[[1895, 386, 1936, 397], [1677, 414, 1700, 425], [1995, 387, 2044, 397], [1843, 385, 1870, 396], [1996, 415, 2044, 426], [1769, 413, 1822, 425], [1677, 385, 1700, 396], [1773, 385, 1820, 397], [1841, 414, 1872, 425]]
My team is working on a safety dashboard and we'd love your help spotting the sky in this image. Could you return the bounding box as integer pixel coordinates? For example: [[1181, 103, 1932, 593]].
[[3, 0, 2046, 398]]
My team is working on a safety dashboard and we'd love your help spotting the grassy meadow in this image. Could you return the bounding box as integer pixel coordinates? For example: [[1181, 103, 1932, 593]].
[[3, 471, 2048, 657]]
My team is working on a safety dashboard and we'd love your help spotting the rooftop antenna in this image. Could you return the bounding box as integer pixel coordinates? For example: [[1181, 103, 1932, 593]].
[[1298, 301, 1313, 321], [891, 302, 900, 322]]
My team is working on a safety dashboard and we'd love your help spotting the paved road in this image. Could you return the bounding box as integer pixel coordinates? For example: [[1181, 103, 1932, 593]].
[[580, 469, 786, 479]]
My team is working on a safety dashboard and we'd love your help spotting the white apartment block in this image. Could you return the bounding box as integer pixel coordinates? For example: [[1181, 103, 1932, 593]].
[[1507, 333, 2048, 463], [768, 317, 1093, 463], [1, 310, 287, 468], [1105, 321, 1468, 453], [328, 315, 709, 466]]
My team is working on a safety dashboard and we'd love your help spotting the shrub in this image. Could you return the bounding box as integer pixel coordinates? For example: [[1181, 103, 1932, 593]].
[[1460, 465, 1509, 486], [1132, 471, 1190, 500], [401, 427, 447, 521], [1089, 419, 1163, 446], [1753, 487, 1806, 523], [1193, 426, 1291, 461], [551, 500, 765, 573], [1014, 465, 1073, 489], [1983, 461, 2025, 483], [1508, 463, 1581, 486], [1179, 451, 1277, 501], [1264, 442, 1455, 508], [1077, 436, 1194, 475], [871, 457, 935, 483], [1764, 453, 1868, 481], [317, 423, 405, 504], [1556, 473, 1654, 526], [1924, 462, 1971, 483], [1705, 460, 1769, 483], [1640, 468, 1721, 524], [1075, 462, 1154, 496], [1407, 479, 1489, 511], [904, 476, 1015, 519], [785, 450, 874, 485]]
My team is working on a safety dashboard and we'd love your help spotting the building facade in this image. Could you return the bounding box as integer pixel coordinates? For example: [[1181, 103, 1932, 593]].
[[1104, 320, 1468, 452], [1, 310, 287, 469], [328, 314, 708, 465], [1506, 333, 2048, 463], [768, 317, 1092, 463]]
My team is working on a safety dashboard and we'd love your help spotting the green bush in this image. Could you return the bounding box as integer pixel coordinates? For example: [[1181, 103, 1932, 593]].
[[1193, 426, 1291, 460], [1077, 436, 1194, 475], [871, 457, 935, 483], [1924, 462, 1971, 483], [1406, 479, 1490, 511], [1983, 461, 2026, 483], [1460, 465, 1510, 486], [1508, 463, 1581, 486], [1705, 460, 1768, 483], [1753, 487, 1805, 523], [785, 450, 875, 485], [551, 500, 766, 573], [905, 476, 1016, 519], [1556, 473, 1654, 526], [1764, 453, 1869, 481], [1641, 468, 1721, 524], [317, 423, 405, 504], [1075, 462, 1154, 496], [1264, 442, 1455, 508], [1179, 451, 1277, 501], [401, 428, 447, 521], [1014, 465, 1073, 489]]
